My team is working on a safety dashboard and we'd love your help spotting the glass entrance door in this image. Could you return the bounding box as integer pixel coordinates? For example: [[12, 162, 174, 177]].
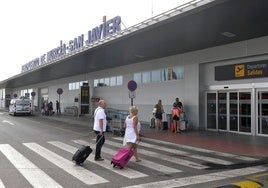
[[257, 91, 268, 135], [239, 92, 251, 133], [206, 90, 252, 133], [218, 92, 227, 130], [207, 92, 216, 129], [230, 92, 238, 131]]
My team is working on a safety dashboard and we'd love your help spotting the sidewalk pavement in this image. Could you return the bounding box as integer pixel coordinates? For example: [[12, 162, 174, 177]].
[[38, 113, 268, 158]]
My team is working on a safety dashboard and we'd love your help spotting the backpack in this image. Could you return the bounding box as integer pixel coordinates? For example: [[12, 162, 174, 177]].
[[172, 108, 180, 119]]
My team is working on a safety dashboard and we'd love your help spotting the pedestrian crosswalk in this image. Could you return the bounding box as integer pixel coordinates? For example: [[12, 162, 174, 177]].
[[0, 137, 264, 188], [0, 144, 62, 188]]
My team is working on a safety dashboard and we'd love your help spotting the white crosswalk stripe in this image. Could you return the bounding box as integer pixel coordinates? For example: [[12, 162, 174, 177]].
[[23, 142, 109, 185], [141, 137, 258, 161], [73, 139, 182, 174], [48, 141, 148, 179], [122, 166, 267, 188], [113, 137, 233, 165], [0, 144, 62, 188], [105, 139, 208, 169], [0, 179, 5, 188]]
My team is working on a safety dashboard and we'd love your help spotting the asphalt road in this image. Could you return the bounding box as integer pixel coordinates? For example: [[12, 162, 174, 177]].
[[0, 111, 267, 188]]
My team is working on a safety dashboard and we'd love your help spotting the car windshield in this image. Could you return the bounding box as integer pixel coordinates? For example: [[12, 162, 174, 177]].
[[16, 101, 30, 105]]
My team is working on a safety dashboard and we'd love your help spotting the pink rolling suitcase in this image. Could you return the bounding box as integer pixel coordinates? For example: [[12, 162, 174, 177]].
[[111, 147, 134, 169]]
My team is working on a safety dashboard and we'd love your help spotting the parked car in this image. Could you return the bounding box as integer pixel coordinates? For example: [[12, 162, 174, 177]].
[[9, 98, 32, 116]]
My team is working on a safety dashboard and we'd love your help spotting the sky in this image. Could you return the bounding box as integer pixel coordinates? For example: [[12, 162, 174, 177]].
[[0, 0, 191, 81]]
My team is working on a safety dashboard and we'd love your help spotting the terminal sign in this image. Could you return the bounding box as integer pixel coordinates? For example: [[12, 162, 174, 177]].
[[127, 80, 137, 92], [215, 60, 268, 81]]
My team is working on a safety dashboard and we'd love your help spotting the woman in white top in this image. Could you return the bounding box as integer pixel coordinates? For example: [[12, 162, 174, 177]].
[[124, 106, 141, 162]]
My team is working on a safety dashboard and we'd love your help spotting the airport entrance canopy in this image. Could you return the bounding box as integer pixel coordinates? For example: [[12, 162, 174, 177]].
[[1, 0, 268, 88]]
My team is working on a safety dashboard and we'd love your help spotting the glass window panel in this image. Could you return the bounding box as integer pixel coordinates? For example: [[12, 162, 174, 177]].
[[110, 77, 116, 86], [99, 78, 104, 84], [167, 68, 176, 80], [162, 69, 167, 81], [94, 80, 98, 87], [134, 73, 141, 83], [142, 71, 151, 83], [173, 66, 184, 79], [151, 70, 161, 82], [104, 78, 110, 86], [116, 76, 123, 85], [76, 82, 80, 89]]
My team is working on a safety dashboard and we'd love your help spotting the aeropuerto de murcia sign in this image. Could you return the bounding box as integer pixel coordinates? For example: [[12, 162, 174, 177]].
[[21, 16, 121, 73]]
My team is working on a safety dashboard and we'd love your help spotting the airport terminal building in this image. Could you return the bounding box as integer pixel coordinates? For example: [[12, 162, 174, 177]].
[[1, 0, 268, 136]]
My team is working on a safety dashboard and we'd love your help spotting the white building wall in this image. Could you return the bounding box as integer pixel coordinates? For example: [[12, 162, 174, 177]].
[[91, 53, 200, 127], [5, 35, 268, 130]]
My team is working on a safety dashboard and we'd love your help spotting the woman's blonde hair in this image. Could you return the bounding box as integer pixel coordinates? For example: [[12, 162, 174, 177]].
[[129, 106, 138, 114]]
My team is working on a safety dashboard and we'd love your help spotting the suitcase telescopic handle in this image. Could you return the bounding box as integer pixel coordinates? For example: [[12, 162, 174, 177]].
[[92, 134, 104, 147]]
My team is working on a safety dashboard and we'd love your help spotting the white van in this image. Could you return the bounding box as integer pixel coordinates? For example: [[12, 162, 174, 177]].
[[9, 98, 32, 116]]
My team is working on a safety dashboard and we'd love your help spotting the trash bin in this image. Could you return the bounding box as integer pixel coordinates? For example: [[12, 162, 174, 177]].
[[166, 114, 172, 128]]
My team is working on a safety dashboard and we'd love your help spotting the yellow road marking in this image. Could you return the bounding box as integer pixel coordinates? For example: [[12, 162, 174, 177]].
[[233, 180, 262, 188]]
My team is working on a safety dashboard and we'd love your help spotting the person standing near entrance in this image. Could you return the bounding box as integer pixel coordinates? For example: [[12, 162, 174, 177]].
[[172, 103, 181, 133], [56, 100, 61, 115], [154, 99, 165, 130], [174, 97, 184, 111], [93, 100, 107, 161]]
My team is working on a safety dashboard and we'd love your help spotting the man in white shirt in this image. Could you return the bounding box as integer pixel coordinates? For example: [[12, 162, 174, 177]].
[[93, 100, 107, 161]]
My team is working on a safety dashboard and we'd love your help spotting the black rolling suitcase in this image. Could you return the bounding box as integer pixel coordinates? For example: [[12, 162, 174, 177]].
[[150, 117, 155, 128], [72, 135, 103, 165], [163, 121, 168, 130], [72, 145, 92, 165]]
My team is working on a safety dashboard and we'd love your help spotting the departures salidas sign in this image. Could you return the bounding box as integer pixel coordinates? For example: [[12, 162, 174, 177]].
[[21, 16, 121, 73]]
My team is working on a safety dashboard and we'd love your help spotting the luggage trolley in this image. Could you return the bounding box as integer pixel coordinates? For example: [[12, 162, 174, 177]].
[[179, 111, 188, 132], [107, 109, 128, 137]]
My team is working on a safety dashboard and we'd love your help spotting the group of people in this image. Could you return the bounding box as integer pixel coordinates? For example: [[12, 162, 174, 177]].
[[93, 100, 141, 162], [41, 101, 54, 116], [93, 98, 184, 164], [153, 98, 184, 133], [41, 100, 61, 116]]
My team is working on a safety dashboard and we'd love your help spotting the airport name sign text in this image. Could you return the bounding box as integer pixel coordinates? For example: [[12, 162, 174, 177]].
[[21, 16, 121, 73]]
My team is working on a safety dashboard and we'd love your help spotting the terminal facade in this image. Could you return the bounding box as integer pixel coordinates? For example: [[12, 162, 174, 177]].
[[1, 0, 268, 136]]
